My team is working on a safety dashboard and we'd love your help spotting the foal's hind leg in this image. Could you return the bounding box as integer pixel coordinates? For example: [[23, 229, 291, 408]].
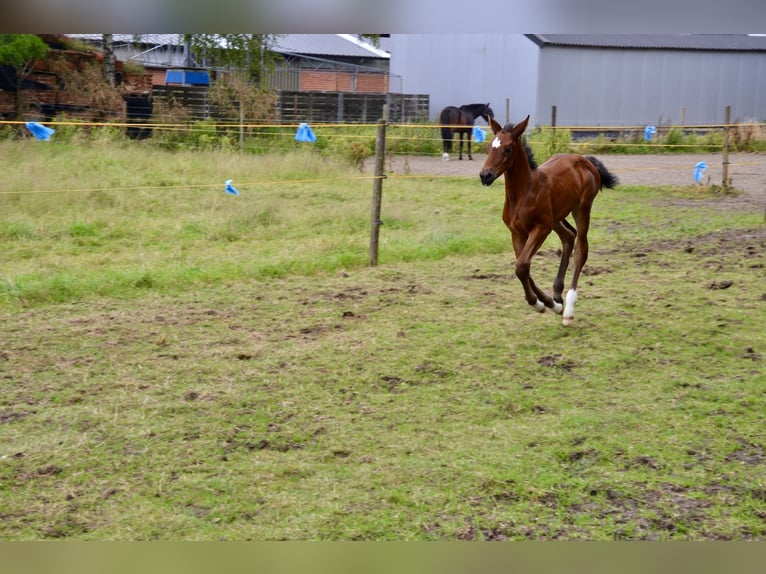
[[552, 220, 576, 310], [563, 206, 592, 326]]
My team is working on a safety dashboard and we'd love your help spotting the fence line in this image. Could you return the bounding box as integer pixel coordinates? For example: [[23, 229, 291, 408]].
[[5, 119, 765, 131], [0, 175, 385, 196], [5, 159, 765, 197], [4, 117, 766, 162]]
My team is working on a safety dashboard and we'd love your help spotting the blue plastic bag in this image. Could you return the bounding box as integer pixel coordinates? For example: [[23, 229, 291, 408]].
[[295, 123, 316, 143], [644, 125, 657, 142], [225, 179, 240, 196], [472, 125, 486, 143], [26, 122, 55, 141], [694, 161, 708, 184]]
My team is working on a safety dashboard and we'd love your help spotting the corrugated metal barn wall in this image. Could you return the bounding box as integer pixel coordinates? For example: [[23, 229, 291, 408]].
[[536, 46, 766, 126], [388, 34, 540, 125], [390, 35, 766, 128]]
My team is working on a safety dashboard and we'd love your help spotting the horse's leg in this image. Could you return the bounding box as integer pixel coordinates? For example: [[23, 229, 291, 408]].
[[467, 134, 473, 160], [458, 133, 464, 160], [563, 204, 593, 326], [442, 131, 451, 161], [514, 226, 556, 313], [551, 219, 576, 311], [529, 276, 560, 313], [510, 231, 553, 308]]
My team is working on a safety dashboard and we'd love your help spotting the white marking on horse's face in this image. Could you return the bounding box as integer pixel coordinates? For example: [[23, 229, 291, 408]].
[[491, 136, 501, 149]]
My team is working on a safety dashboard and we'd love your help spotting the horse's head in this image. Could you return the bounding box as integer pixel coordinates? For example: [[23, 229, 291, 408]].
[[479, 115, 530, 186], [481, 103, 494, 123]]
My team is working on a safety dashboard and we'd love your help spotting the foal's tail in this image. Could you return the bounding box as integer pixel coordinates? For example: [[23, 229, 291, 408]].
[[586, 156, 619, 189]]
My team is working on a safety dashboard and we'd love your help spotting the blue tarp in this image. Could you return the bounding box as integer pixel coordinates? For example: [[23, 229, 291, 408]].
[[473, 126, 486, 143], [644, 125, 657, 141], [165, 70, 210, 86]]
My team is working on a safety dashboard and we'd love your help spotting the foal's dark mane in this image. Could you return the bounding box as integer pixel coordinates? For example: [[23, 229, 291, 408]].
[[501, 123, 537, 170]]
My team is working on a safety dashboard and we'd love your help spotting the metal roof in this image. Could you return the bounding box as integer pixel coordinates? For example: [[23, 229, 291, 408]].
[[526, 34, 766, 52], [271, 34, 389, 59], [66, 33, 389, 59], [68, 34, 184, 46]]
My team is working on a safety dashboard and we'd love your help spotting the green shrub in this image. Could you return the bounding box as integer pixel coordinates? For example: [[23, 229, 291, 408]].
[[344, 140, 374, 170], [527, 127, 572, 163]]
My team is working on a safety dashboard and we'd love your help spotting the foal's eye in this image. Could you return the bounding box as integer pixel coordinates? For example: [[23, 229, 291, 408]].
[[503, 145, 512, 155]]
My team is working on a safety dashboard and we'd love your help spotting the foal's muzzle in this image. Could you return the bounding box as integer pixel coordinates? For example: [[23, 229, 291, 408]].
[[479, 169, 498, 186]]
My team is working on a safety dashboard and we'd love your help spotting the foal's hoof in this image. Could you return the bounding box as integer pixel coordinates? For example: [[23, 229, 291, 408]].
[[562, 290, 577, 326]]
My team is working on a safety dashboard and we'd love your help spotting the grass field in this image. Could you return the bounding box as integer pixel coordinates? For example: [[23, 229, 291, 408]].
[[1, 140, 764, 540]]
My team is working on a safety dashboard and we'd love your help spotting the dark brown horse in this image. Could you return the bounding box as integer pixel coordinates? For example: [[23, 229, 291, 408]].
[[440, 103, 493, 161], [479, 115, 618, 326]]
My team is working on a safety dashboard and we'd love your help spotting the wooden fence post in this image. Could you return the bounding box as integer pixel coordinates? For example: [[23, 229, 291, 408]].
[[239, 100, 244, 153], [722, 105, 731, 188], [550, 105, 558, 156], [369, 104, 388, 266]]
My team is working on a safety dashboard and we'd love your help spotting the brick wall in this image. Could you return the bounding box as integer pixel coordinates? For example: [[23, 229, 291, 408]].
[[299, 70, 389, 94], [356, 73, 389, 94]]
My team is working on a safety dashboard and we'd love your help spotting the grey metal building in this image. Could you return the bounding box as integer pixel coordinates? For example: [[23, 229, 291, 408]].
[[389, 34, 766, 127]]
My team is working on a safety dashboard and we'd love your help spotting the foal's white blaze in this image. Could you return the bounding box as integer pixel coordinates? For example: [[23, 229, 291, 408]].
[[491, 136, 502, 149], [562, 289, 577, 326]]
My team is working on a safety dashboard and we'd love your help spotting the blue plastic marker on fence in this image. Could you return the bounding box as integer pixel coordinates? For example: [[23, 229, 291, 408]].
[[472, 125, 486, 143], [225, 179, 240, 196], [295, 123, 317, 143], [25, 122, 55, 141], [644, 126, 657, 142], [694, 161, 708, 184]]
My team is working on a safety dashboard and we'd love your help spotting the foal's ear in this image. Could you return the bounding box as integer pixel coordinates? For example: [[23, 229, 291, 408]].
[[489, 115, 502, 134], [510, 115, 530, 139]]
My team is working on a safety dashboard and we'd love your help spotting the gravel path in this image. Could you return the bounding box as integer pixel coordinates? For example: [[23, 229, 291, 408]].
[[388, 152, 766, 213]]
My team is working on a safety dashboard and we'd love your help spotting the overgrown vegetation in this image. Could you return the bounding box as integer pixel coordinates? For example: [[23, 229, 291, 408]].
[[54, 59, 125, 120], [526, 126, 730, 161]]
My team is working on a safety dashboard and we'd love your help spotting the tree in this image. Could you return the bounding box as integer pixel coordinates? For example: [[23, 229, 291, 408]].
[[0, 34, 50, 119], [102, 33, 115, 87], [182, 34, 282, 86]]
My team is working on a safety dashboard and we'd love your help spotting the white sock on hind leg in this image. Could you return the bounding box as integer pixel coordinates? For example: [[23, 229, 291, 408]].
[[562, 289, 577, 325]]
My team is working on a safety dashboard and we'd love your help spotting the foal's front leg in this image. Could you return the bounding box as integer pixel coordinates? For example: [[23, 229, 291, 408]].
[[513, 227, 558, 313]]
